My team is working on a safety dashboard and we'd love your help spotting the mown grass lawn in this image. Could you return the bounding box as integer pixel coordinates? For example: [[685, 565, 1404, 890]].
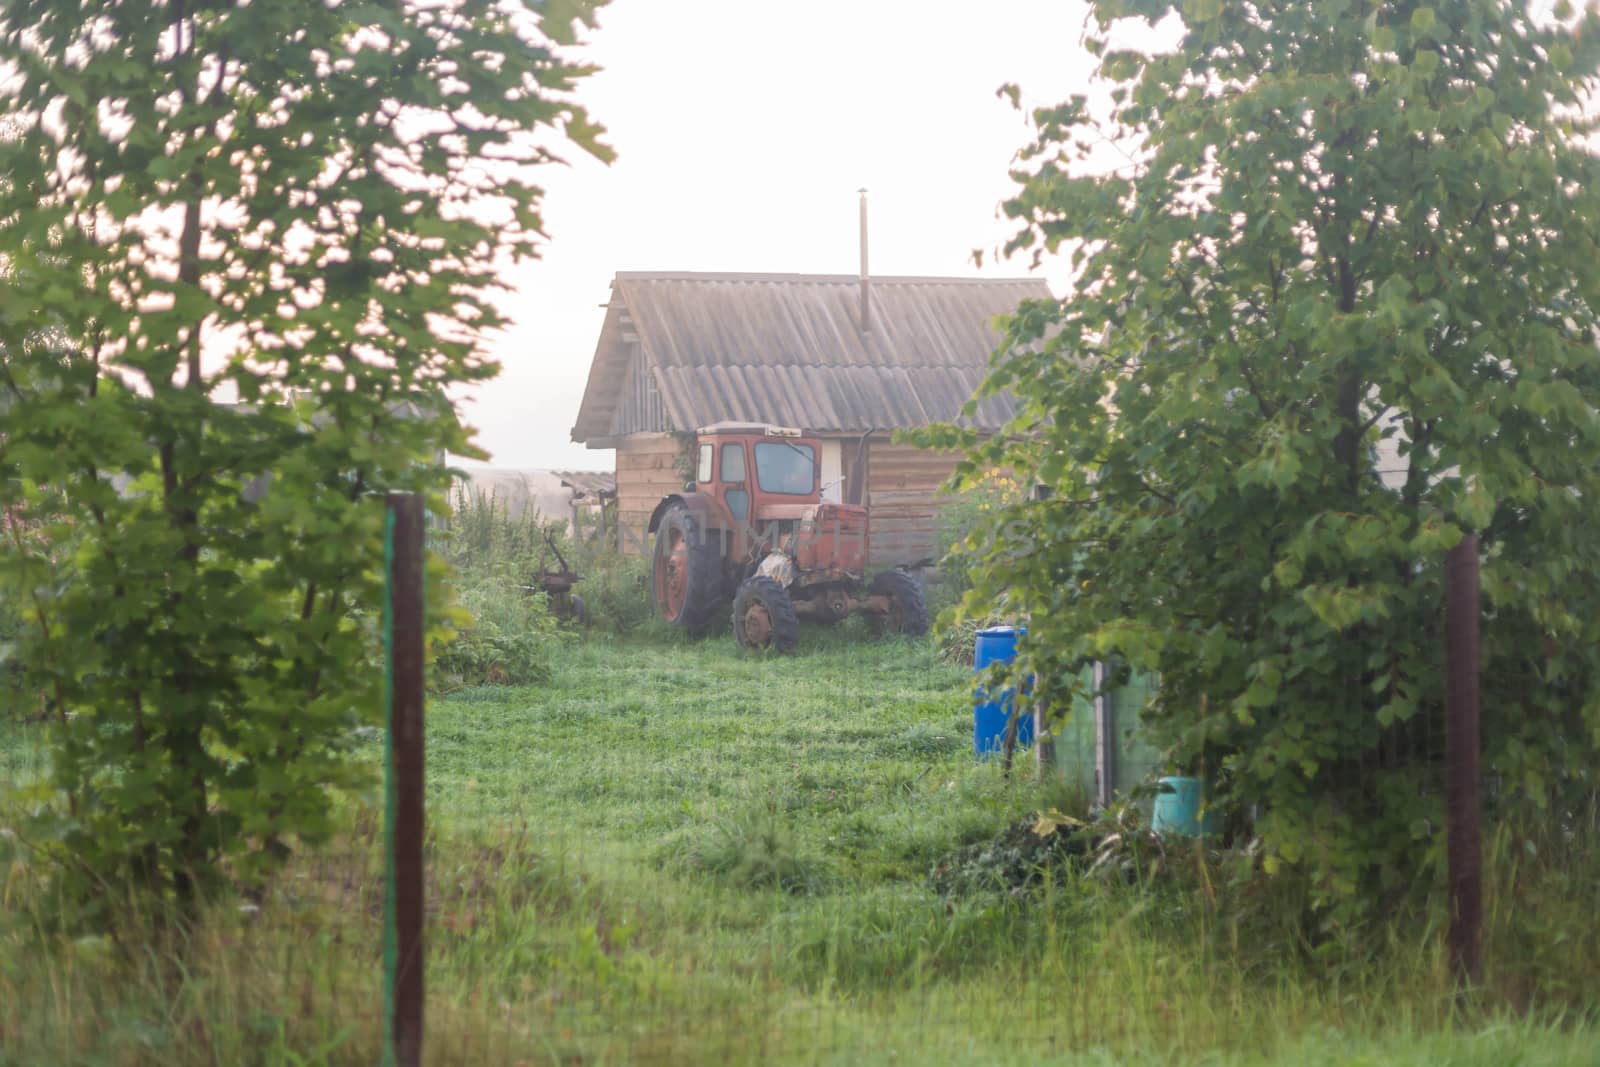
[[3, 623, 1597, 1064]]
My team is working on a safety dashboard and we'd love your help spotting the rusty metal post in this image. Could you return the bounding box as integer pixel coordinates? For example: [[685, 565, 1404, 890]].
[[1000, 700, 1020, 777], [1444, 534, 1482, 986], [385, 494, 426, 1067]]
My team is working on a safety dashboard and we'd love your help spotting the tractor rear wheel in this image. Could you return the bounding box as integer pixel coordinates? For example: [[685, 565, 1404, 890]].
[[652, 506, 722, 636], [732, 576, 800, 653], [869, 570, 929, 636]]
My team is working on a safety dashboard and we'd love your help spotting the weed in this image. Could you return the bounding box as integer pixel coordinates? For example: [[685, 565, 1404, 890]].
[[433, 573, 562, 690], [666, 802, 833, 896]]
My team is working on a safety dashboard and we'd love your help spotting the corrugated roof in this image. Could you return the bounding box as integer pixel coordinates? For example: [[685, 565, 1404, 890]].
[[554, 469, 617, 498], [571, 272, 1052, 442]]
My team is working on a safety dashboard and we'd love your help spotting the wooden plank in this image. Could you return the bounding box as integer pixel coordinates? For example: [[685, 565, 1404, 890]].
[[616, 475, 684, 488], [617, 434, 682, 455], [873, 518, 940, 531], [868, 504, 942, 515], [618, 470, 686, 484], [871, 477, 956, 492], [616, 456, 684, 473], [615, 474, 685, 492], [867, 457, 961, 471], [619, 456, 683, 468], [869, 459, 962, 473], [873, 512, 938, 522], [870, 442, 963, 456], [874, 536, 936, 551], [869, 495, 945, 504]]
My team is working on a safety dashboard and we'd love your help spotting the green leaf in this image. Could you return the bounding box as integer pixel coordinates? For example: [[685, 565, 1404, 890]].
[[1458, 481, 1495, 530]]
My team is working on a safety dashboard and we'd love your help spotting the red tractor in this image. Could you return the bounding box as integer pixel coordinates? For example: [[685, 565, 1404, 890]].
[[647, 423, 929, 652]]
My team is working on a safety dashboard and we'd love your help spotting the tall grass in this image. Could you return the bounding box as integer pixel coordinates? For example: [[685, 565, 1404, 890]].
[[3, 630, 1597, 1064], [436, 482, 553, 575], [438, 481, 658, 642], [3, 806, 1594, 1063]]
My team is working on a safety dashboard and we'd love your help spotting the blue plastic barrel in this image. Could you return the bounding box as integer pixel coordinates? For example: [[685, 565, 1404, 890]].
[[974, 626, 1034, 758], [1151, 776, 1219, 837]]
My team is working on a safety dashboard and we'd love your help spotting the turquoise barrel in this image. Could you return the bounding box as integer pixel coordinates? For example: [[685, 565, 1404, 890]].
[[1151, 776, 1219, 837], [974, 626, 1033, 758]]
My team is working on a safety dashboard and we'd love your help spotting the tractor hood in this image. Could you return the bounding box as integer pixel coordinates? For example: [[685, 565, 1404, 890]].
[[791, 502, 868, 575]]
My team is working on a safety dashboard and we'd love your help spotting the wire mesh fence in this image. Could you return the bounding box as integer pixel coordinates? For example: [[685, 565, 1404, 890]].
[[4, 545, 1600, 1064]]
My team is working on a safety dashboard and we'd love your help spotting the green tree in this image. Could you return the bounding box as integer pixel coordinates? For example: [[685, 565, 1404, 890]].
[[0, 0, 610, 919], [939, 0, 1600, 916]]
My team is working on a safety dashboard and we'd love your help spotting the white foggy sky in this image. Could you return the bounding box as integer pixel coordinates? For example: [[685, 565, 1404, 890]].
[[467, 0, 1158, 471]]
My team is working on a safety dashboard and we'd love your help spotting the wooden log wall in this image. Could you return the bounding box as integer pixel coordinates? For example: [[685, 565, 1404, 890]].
[[614, 433, 689, 556], [864, 441, 961, 565]]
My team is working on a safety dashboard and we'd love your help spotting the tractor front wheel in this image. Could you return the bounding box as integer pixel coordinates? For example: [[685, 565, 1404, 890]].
[[869, 570, 929, 636], [652, 506, 722, 636], [732, 576, 800, 653]]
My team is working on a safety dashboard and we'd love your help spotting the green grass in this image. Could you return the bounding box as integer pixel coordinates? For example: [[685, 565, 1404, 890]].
[[3, 623, 1597, 1064]]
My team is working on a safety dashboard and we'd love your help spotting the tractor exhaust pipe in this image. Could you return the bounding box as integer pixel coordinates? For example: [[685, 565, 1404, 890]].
[[846, 428, 874, 507], [858, 188, 871, 336]]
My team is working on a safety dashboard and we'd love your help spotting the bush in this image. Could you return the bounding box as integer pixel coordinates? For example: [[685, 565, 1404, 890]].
[[930, 474, 1026, 664], [0, 598, 30, 723], [433, 570, 562, 691], [0, 504, 53, 724], [430, 486, 573, 689], [931, 472, 1027, 599], [570, 549, 657, 637]]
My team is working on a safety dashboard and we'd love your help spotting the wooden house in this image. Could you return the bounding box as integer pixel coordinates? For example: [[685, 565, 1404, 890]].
[[570, 271, 1053, 563]]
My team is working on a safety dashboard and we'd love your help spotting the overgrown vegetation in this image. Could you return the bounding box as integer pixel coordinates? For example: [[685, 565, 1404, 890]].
[[431, 487, 565, 689], [927, 473, 1025, 664], [0, 563, 29, 723], [0, 0, 611, 918], [564, 521, 659, 638], [925, 0, 1600, 919], [3, 636, 1596, 1063], [431, 484, 660, 689]]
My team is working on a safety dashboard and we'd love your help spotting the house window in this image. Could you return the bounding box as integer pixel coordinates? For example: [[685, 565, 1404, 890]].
[[696, 443, 713, 483]]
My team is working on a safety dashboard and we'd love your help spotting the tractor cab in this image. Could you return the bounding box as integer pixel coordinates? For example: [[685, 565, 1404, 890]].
[[647, 422, 924, 652], [689, 421, 820, 524]]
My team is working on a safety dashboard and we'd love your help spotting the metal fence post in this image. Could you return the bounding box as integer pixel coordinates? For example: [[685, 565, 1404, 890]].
[[385, 494, 426, 1066], [1444, 533, 1482, 986]]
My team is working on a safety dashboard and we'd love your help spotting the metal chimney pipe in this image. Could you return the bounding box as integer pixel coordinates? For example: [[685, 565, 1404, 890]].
[[858, 187, 870, 336]]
